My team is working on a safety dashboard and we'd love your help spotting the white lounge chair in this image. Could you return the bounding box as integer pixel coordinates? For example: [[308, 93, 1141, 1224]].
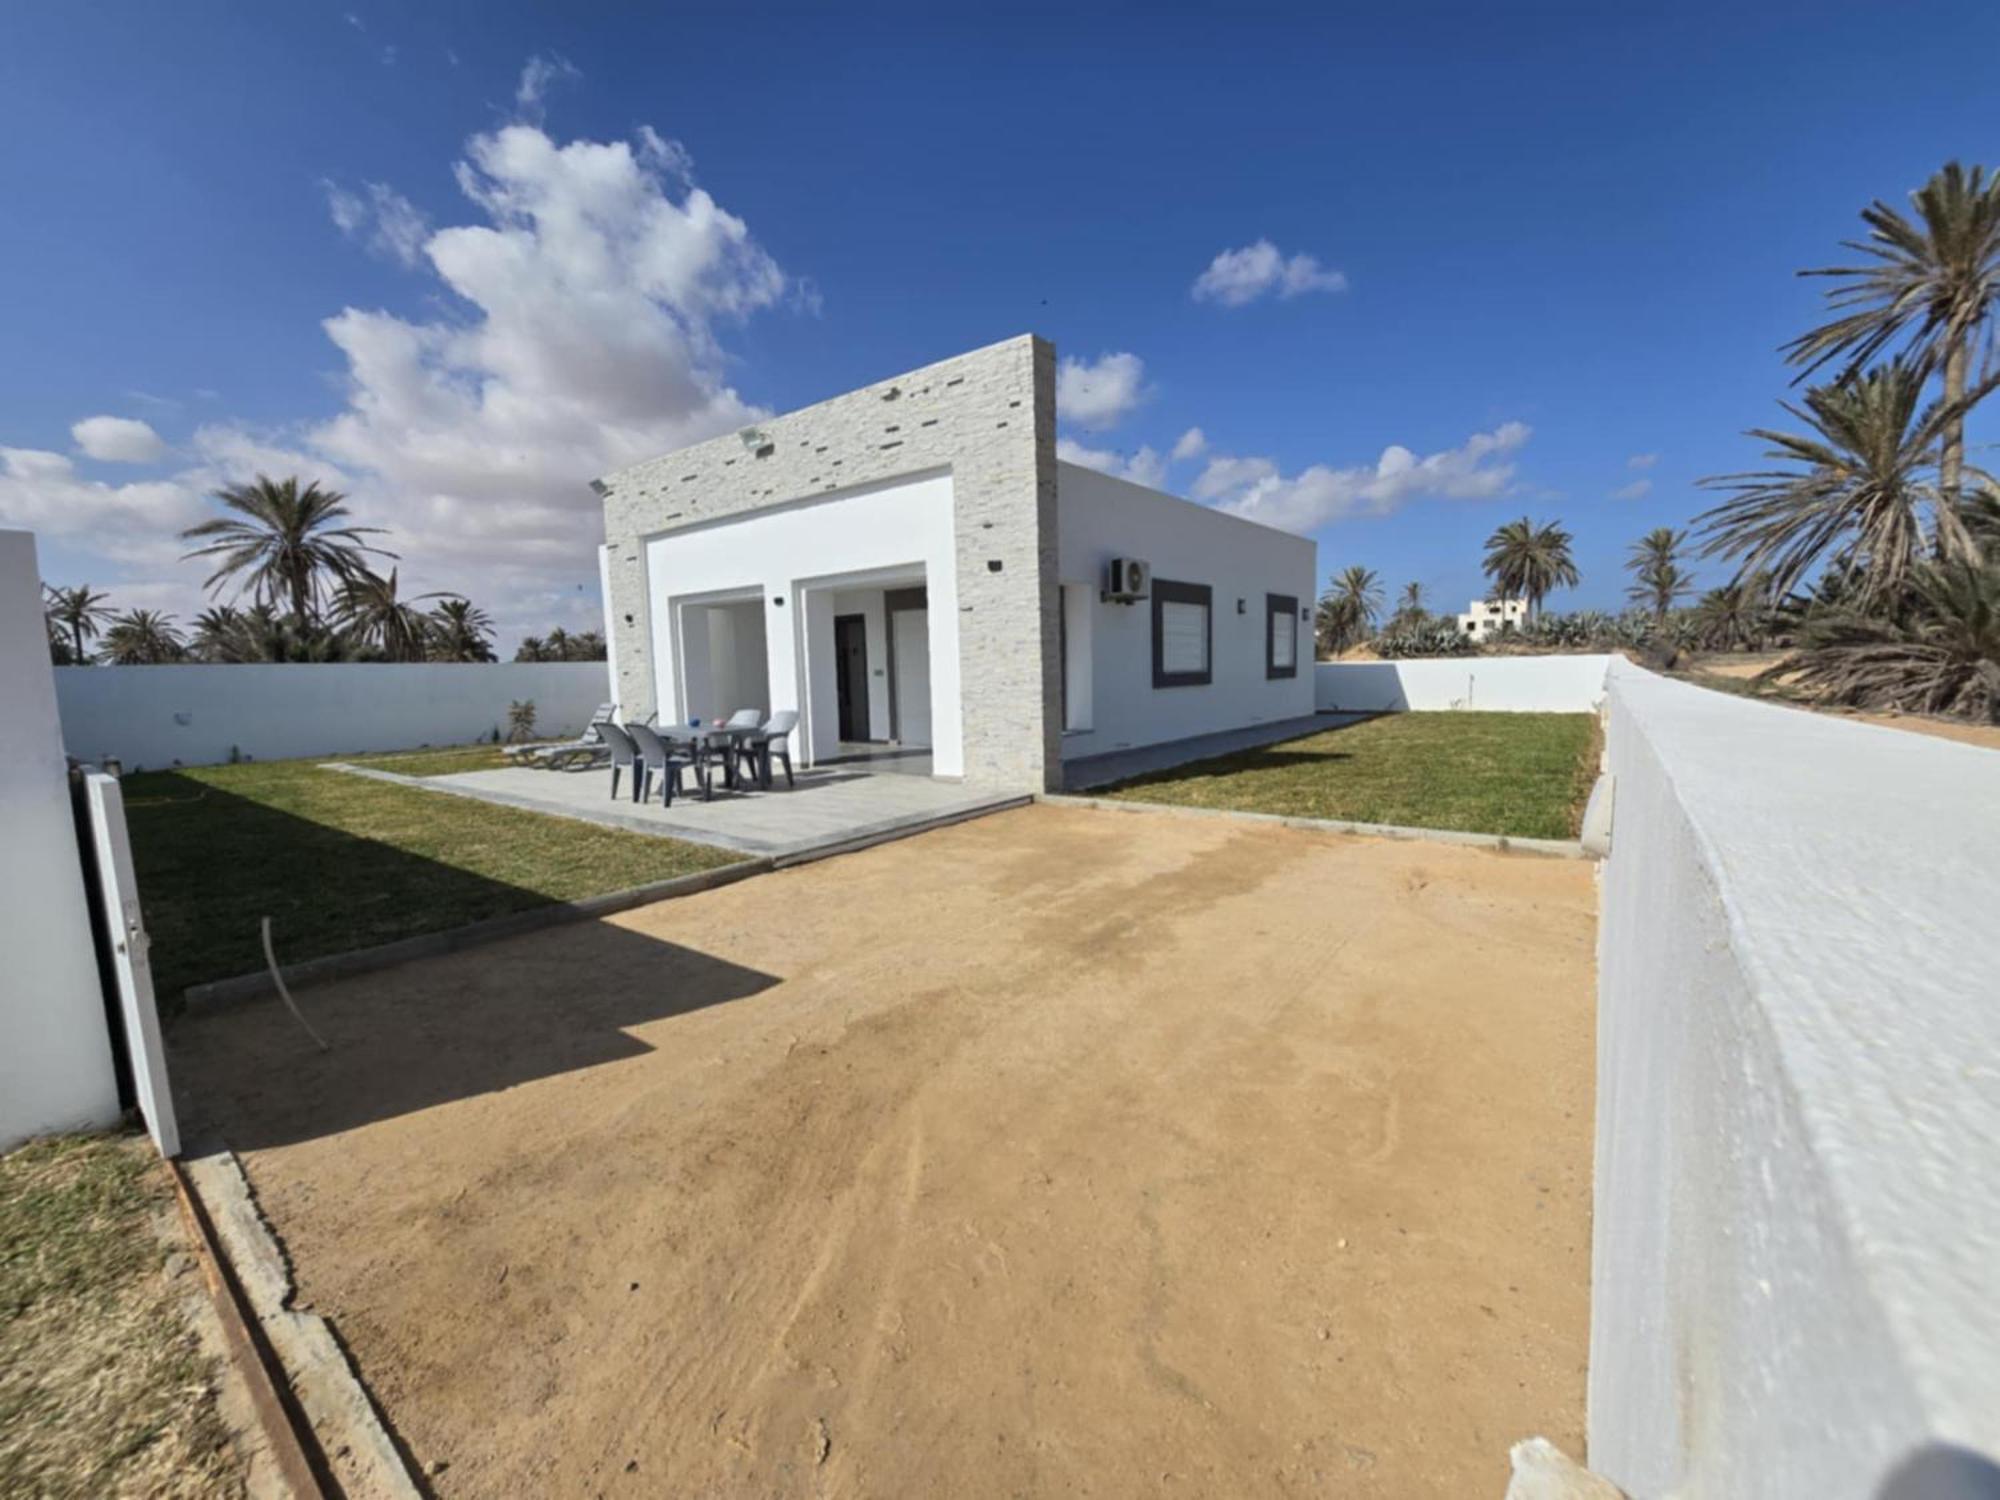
[[505, 703, 617, 769]]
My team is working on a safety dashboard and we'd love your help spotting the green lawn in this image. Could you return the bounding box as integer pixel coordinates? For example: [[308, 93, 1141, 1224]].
[[124, 758, 740, 1003], [1100, 711, 1601, 840]]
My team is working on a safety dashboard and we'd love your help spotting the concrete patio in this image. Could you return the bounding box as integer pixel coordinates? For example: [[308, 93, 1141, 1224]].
[[334, 760, 1023, 861]]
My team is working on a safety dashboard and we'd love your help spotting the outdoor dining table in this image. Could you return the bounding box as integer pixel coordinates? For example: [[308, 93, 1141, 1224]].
[[660, 723, 756, 796]]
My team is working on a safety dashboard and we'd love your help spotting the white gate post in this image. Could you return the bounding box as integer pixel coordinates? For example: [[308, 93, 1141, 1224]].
[[0, 529, 120, 1150]]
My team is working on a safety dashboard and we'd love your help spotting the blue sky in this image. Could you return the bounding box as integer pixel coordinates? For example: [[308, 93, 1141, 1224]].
[[4, 0, 1996, 646]]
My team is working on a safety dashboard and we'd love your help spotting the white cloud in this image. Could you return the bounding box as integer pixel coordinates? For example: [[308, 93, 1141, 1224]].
[[1610, 478, 1653, 501], [1192, 239, 1348, 307], [72, 415, 167, 464], [1055, 351, 1148, 431], [323, 180, 430, 267], [1627, 452, 1660, 469], [1169, 426, 1207, 463], [1195, 422, 1531, 534], [515, 53, 580, 119], [1056, 437, 1167, 489], [303, 119, 791, 641], [0, 447, 208, 570], [3, 101, 802, 651]]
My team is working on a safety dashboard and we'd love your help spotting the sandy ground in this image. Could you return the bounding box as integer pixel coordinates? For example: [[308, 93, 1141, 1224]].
[[170, 803, 1596, 1498]]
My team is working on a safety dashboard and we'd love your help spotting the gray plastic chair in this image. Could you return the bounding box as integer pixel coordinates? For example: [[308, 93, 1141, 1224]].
[[597, 721, 638, 800], [626, 722, 703, 805], [737, 708, 800, 789]]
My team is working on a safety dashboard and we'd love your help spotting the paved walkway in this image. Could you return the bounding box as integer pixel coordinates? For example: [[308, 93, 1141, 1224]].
[[1060, 711, 1373, 790], [345, 761, 1022, 861]]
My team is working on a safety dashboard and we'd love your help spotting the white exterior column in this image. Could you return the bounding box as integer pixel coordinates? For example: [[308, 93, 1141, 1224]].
[[0, 529, 120, 1150]]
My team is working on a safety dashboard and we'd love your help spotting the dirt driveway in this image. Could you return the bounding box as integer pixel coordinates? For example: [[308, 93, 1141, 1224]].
[[171, 802, 1596, 1497]]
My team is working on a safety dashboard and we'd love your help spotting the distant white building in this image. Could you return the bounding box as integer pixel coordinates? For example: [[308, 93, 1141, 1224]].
[[1457, 597, 1527, 642]]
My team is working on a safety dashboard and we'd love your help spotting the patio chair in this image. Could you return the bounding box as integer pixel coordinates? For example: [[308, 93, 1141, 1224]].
[[735, 709, 800, 790], [597, 721, 639, 800], [626, 722, 707, 806], [505, 702, 616, 769]]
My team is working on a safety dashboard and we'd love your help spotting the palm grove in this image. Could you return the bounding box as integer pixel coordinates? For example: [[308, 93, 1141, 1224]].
[[1315, 161, 1999, 723], [41, 477, 604, 666]]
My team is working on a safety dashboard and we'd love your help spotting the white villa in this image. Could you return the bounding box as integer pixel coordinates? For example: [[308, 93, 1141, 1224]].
[[1457, 596, 1528, 641], [594, 336, 1317, 792]]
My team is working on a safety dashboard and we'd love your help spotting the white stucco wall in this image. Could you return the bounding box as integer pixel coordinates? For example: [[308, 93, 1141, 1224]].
[[1315, 654, 1615, 713], [1592, 661, 2000, 1497], [0, 530, 120, 1150], [1054, 463, 1316, 759], [53, 662, 610, 769], [641, 470, 965, 777]]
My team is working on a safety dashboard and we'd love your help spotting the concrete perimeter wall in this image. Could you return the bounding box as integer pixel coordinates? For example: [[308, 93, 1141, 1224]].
[[1592, 660, 2000, 1497], [54, 662, 611, 769], [0, 530, 120, 1150], [1314, 654, 1613, 713]]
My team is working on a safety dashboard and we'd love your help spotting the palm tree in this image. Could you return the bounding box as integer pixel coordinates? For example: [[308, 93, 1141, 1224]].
[[1316, 566, 1383, 654], [542, 626, 573, 662], [1690, 577, 1775, 652], [1776, 557, 2000, 721], [42, 583, 113, 662], [1695, 362, 1983, 609], [332, 568, 439, 662], [1783, 162, 2000, 520], [427, 598, 497, 662], [179, 475, 392, 625], [101, 609, 186, 665], [1482, 517, 1580, 621], [515, 636, 547, 663], [568, 630, 606, 661], [1386, 581, 1428, 634], [1625, 527, 1692, 621], [191, 605, 246, 662]]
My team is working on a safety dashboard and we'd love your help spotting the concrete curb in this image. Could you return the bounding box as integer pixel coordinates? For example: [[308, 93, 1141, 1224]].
[[770, 794, 1034, 868], [182, 1148, 422, 1499], [1037, 792, 1591, 859], [181, 859, 770, 1012]]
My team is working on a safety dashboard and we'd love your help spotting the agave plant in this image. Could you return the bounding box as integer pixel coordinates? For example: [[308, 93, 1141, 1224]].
[[1374, 619, 1476, 659], [1773, 559, 2000, 721]]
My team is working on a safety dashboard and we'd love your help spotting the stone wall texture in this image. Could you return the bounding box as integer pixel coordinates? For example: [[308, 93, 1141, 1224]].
[[597, 334, 1060, 791]]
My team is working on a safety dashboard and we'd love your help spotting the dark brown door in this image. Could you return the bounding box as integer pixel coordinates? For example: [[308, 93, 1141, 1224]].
[[835, 614, 870, 741]]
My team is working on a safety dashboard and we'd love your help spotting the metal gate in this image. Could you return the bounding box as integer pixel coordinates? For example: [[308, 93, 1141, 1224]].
[[75, 767, 179, 1157]]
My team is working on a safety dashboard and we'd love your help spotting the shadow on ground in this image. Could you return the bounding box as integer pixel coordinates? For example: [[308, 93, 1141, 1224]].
[[169, 916, 780, 1151]]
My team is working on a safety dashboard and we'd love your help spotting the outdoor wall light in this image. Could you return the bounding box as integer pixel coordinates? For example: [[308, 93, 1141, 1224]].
[[771, 595, 785, 607], [1237, 598, 1246, 614], [987, 559, 1003, 572]]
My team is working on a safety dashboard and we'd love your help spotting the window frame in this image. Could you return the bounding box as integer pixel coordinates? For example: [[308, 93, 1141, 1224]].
[[1151, 578, 1213, 689], [1265, 593, 1300, 679]]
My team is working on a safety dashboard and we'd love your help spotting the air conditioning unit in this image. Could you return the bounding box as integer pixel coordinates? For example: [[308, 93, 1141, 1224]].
[[1105, 557, 1150, 601]]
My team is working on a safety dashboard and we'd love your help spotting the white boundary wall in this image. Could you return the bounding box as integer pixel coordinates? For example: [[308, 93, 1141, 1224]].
[[1314, 653, 1614, 712], [54, 661, 611, 769], [0, 531, 120, 1149], [1592, 660, 2000, 1496]]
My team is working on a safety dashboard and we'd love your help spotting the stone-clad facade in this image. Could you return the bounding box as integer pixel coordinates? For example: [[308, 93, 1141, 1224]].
[[596, 334, 1061, 791]]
